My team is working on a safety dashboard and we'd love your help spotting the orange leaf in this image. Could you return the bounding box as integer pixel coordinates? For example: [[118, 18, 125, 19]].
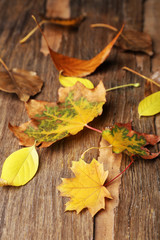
[[91, 23, 153, 56], [48, 26, 123, 77], [34, 15, 123, 77]]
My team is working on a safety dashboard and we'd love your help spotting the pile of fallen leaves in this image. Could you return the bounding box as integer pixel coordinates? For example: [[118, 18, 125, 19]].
[[0, 15, 159, 217]]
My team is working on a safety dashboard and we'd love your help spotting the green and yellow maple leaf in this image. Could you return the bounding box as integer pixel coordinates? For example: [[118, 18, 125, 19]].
[[102, 123, 160, 159], [9, 82, 106, 147], [57, 158, 112, 217]]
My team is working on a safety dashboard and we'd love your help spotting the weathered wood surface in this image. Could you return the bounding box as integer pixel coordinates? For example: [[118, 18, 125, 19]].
[[0, 0, 159, 239]]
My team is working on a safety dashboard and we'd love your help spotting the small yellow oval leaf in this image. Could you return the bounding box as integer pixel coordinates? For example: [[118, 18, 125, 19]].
[[138, 91, 160, 116], [0, 145, 39, 186], [59, 71, 94, 89]]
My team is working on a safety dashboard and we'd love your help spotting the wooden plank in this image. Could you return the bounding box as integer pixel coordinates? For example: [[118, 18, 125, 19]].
[[0, 0, 94, 239], [40, 0, 70, 55], [95, 140, 122, 240], [82, 0, 159, 239], [144, 0, 160, 138], [0, 0, 159, 239], [113, 1, 160, 240]]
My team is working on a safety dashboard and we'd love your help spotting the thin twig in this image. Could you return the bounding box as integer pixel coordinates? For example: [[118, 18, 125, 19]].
[[123, 66, 160, 88]]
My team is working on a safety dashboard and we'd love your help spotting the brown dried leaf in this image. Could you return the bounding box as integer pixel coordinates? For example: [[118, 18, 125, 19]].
[[0, 59, 43, 101], [91, 24, 153, 56], [117, 30, 153, 56]]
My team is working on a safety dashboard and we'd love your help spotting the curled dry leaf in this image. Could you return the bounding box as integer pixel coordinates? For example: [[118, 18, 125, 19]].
[[138, 91, 160, 117], [0, 144, 39, 187], [47, 26, 123, 77], [102, 123, 160, 159], [40, 14, 86, 27], [57, 158, 112, 217], [59, 70, 94, 89], [9, 82, 106, 148], [35, 15, 123, 77], [0, 58, 43, 101], [91, 23, 153, 56], [117, 30, 153, 56], [20, 14, 85, 44], [0, 69, 43, 101]]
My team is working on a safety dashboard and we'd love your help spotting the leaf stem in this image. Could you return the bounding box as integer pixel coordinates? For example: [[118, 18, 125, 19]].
[[20, 20, 47, 44], [81, 146, 112, 160], [104, 156, 134, 186], [0, 57, 10, 73], [85, 124, 102, 133], [91, 23, 118, 32], [90, 23, 130, 44], [0, 57, 22, 94], [106, 83, 140, 92], [123, 66, 160, 88]]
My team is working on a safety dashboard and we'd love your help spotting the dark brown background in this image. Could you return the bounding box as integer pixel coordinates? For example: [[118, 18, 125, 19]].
[[0, 0, 159, 239]]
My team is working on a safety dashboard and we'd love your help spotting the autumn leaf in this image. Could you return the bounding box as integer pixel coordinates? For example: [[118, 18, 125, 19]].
[[57, 158, 112, 217], [0, 58, 43, 101], [40, 14, 85, 27], [59, 70, 94, 89], [116, 30, 153, 56], [138, 91, 160, 116], [9, 81, 106, 147], [20, 14, 85, 44], [34, 16, 123, 77], [102, 123, 160, 159], [0, 144, 39, 186], [91, 23, 153, 56]]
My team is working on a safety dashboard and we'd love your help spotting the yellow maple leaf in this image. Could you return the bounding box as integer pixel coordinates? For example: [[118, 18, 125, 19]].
[[57, 159, 112, 217]]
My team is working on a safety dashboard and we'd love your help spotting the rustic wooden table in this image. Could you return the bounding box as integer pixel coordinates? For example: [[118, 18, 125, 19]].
[[0, 0, 159, 239]]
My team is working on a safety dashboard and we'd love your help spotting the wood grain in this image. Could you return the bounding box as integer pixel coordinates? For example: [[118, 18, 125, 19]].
[[40, 0, 70, 55], [0, 0, 159, 239]]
